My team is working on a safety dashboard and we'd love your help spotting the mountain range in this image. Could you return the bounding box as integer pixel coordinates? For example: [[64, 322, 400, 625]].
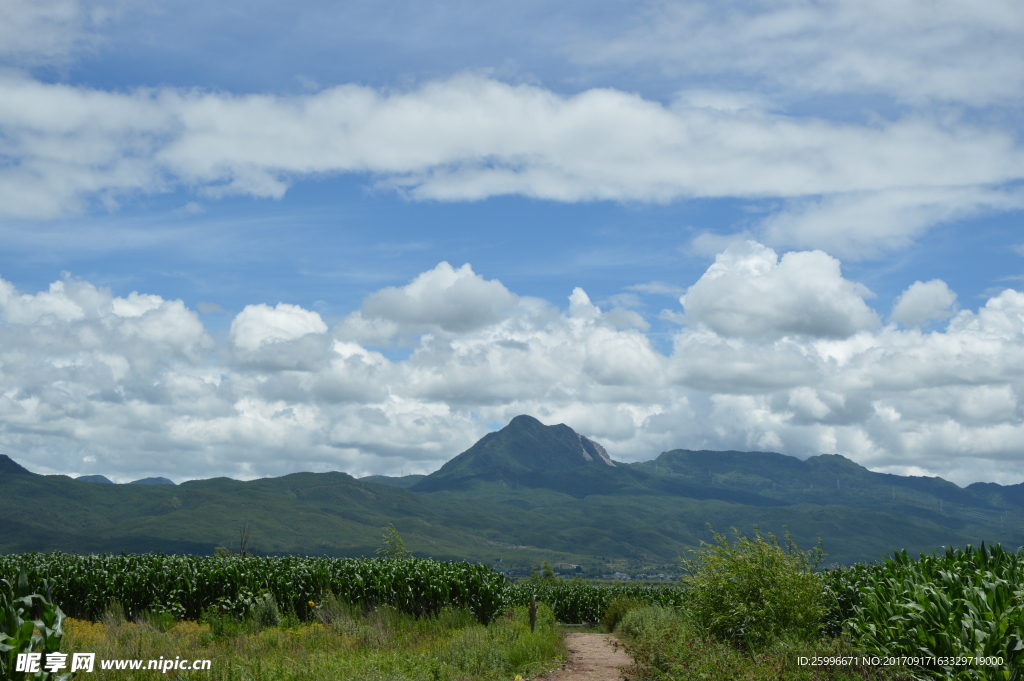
[[2, 415, 1022, 570]]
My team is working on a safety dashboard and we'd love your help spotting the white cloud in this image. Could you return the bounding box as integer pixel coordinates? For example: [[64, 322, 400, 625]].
[[760, 187, 1024, 259], [0, 0, 106, 64], [230, 303, 328, 351], [359, 262, 517, 334], [891, 279, 958, 327], [578, 0, 1024, 107], [681, 241, 880, 339], [625, 282, 685, 296], [1, 73, 1021, 257], [1, 251, 1023, 486]]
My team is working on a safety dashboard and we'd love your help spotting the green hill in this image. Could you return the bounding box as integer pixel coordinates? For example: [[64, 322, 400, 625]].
[[2, 415, 1023, 570]]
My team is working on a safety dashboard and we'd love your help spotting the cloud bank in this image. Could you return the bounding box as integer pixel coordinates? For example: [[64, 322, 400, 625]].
[[1, 249, 1022, 487], [0, 71, 1021, 258]]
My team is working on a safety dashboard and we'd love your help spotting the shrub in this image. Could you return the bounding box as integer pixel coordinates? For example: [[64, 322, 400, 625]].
[[251, 591, 281, 629], [681, 526, 825, 649], [601, 596, 644, 632]]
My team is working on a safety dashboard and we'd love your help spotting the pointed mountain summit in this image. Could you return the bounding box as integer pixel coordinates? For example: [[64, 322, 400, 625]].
[[0, 454, 34, 476], [412, 415, 616, 493]]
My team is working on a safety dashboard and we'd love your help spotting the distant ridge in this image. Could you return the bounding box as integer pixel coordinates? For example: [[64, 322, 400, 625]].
[[360, 474, 426, 489], [77, 475, 114, 484], [128, 477, 175, 485], [1, 418, 1023, 566]]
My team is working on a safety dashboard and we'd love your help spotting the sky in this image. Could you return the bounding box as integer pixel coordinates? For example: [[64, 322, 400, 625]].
[[0, 0, 1022, 486]]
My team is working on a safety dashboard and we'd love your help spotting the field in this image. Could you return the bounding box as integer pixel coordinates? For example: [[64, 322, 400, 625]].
[[3, 536, 1023, 680]]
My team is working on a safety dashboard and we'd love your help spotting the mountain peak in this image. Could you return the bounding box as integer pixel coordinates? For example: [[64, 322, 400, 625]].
[[0, 455, 33, 476], [412, 415, 614, 492]]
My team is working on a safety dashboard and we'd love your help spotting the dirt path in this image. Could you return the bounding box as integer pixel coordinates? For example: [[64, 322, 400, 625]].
[[535, 633, 634, 681]]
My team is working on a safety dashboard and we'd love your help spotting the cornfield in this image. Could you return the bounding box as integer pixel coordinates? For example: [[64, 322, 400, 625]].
[[0, 553, 687, 627], [5, 544, 1024, 680], [825, 544, 1024, 680], [505, 581, 685, 624], [0, 554, 506, 624]]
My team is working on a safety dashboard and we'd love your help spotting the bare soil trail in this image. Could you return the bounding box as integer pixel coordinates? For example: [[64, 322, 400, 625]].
[[535, 632, 634, 681]]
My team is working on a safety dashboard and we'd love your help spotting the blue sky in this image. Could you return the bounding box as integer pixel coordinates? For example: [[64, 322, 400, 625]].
[[0, 0, 1022, 485]]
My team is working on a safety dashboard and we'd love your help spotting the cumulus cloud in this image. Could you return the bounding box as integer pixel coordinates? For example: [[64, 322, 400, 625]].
[[891, 280, 958, 327], [680, 241, 880, 339], [359, 262, 518, 334], [229, 303, 331, 371], [1, 72, 1021, 256], [230, 303, 328, 352], [2, 248, 1024, 486]]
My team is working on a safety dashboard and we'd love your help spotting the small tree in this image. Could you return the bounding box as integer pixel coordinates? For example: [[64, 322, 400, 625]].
[[528, 561, 558, 584], [376, 523, 412, 559]]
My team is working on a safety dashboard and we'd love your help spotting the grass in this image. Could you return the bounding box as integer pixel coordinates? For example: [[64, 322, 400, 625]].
[[59, 601, 567, 681], [608, 527, 919, 681], [617, 606, 914, 681]]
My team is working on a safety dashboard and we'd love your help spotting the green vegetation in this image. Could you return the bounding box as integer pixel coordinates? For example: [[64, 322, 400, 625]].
[[827, 544, 1024, 680], [0, 554, 506, 624], [680, 526, 825, 649], [619, 606, 909, 681], [506, 580, 685, 624], [58, 602, 565, 681], [606, 530, 1022, 680], [1, 571, 68, 681], [5, 411, 1024, 570], [5, 536, 1024, 681], [376, 523, 413, 560]]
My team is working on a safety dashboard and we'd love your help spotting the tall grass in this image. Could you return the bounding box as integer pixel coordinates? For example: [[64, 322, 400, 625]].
[[59, 602, 566, 681], [618, 606, 912, 681]]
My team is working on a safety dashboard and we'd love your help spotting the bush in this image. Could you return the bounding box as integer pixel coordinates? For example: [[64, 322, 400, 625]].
[[251, 591, 281, 629], [681, 526, 825, 649], [601, 596, 644, 632]]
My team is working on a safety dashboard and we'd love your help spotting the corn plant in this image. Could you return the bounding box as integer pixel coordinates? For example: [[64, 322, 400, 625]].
[[0, 571, 69, 681], [826, 544, 1024, 680]]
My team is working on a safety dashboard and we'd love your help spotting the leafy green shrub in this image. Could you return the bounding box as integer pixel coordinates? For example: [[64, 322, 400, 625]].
[[601, 596, 644, 632], [251, 591, 280, 629], [200, 606, 248, 639], [312, 591, 359, 627], [681, 526, 825, 649]]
